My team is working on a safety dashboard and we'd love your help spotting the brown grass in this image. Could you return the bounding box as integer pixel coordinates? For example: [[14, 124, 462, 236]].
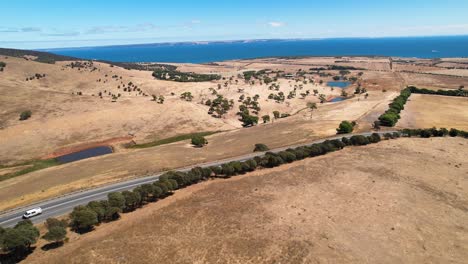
[[24, 137, 468, 264], [398, 94, 468, 130]]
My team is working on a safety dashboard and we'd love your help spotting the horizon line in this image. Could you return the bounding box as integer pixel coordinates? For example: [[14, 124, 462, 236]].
[[30, 34, 468, 51]]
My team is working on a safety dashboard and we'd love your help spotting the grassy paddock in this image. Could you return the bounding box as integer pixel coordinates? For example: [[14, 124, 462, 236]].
[[0, 158, 60, 182], [128, 131, 221, 149]]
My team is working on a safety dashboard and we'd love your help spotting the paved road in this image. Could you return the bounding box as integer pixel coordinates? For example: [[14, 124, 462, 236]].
[[0, 131, 395, 228]]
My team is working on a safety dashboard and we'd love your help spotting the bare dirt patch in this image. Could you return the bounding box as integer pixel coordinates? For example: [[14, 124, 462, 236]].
[[25, 138, 468, 264]]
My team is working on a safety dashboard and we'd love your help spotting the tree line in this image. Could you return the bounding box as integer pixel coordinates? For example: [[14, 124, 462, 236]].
[[67, 132, 390, 234], [377, 87, 412, 127], [378, 85, 467, 127], [152, 69, 221, 82], [3, 127, 468, 260], [408, 86, 467, 97]]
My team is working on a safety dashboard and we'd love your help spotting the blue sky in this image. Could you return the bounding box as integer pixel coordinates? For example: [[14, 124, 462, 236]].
[[1, 0, 468, 49]]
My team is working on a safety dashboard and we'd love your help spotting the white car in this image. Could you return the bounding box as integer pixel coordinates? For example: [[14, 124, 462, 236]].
[[22, 207, 42, 219]]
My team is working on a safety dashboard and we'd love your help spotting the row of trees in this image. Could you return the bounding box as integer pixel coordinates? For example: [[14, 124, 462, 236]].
[[66, 131, 392, 236], [401, 127, 468, 138], [378, 87, 412, 127], [152, 69, 221, 82], [377, 85, 467, 128], [408, 86, 467, 97], [69, 175, 182, 233]]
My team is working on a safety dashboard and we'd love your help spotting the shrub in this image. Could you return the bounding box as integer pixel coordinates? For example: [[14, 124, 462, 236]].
[[336, 121, 354, 134], [191, 135, 208, 147], [253, 143, 269, 152], [19, 110, 32, 121]]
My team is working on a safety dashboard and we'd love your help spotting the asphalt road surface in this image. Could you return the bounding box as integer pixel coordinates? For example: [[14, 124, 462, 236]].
[[0, 131, 396, 228]]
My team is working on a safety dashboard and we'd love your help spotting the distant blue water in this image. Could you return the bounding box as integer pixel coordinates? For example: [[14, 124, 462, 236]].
[[44, 36, 468, 63], [56, 146, 113, 163], [327, 81, 351, 88]]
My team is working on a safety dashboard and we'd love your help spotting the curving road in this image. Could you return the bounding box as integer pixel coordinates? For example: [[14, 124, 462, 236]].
[[0, 131, 395, 228]]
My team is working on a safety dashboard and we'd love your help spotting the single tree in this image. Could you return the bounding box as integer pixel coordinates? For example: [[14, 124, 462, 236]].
[[191, 135, 208, 147], [70, 206, 98, 232], [19, 110, 32, 121], [336, 121, 354, 134], [43, 226, 67, 245], [306, 102, 317, 118]]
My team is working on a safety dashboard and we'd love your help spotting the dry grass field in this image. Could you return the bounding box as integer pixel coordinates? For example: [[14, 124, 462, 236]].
[[398, 94, 468, 130], [25, 137, 468, 264], [1, 54, 467, 211]]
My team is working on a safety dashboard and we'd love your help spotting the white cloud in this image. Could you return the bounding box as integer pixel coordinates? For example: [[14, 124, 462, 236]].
[[268, 21, 284, 28]]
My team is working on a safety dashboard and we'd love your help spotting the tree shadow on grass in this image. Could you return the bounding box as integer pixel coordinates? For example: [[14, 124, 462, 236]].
[[0, 246, 35, 264], [41, 241, 64, 251]]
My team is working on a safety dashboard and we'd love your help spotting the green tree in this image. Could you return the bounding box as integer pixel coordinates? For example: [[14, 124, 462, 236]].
[[2, 220, 39, 257], [43, 226, 67, 244], [19, 110, 32, 121], [191, 135, 208, 147], [273, 111, 280, 119], [336, 121, 354, 134], [122, 191, 141, 211], [70, 206, 98, 232], [318, 94, 326, 103], [87, 201, 106, 222], [254, 143, 269, 152], [262, 115, 270, 123], [307, 102, 317, 118], [108, 192, 125, 210]]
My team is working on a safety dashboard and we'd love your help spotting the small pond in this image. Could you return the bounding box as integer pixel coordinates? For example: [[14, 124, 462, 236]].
[[327, 81, 351, 89], [56, 146, 113, 163], [329, 97, 347, 102]]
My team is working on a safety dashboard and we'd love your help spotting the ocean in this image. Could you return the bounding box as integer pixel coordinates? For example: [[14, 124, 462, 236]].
[[44, 36, 468, 63]]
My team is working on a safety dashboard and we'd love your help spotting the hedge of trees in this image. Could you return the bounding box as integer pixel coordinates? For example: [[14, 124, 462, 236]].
[[377, 86, 468, 127], [408, 86, 468, 97], [378, 87, 412, 127], [152, 69, 221, 82], [401, 127, 468, 138], [4, 128, 468, 259], [64, 132, 391, 236]]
